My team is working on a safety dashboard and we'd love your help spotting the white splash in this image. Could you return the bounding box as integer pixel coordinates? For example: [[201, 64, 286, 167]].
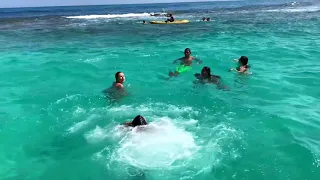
[[114, 117, 199, 169], [67, 114, 100, 133], [66, 13, 150, 19], [108, 103, 199, 117], [264, 6, 320, 13]]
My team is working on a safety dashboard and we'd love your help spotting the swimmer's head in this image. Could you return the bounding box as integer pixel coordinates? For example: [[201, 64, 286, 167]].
[[184, 48, 191, 56], [131, 115, 147, 127], [206, 18, 210, 21], [201, 66, 211, 77], [239, 56, 248, 66], [202, 17, 206, 21], [115, 72, 125, 84]]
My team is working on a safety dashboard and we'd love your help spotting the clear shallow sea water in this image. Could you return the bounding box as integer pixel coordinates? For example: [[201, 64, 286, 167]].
[[1, 1, 320, 180]]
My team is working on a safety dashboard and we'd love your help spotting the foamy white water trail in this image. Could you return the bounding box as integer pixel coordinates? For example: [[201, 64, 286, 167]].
[[66, 13, 150, 19], [264, 6, 320, 13]]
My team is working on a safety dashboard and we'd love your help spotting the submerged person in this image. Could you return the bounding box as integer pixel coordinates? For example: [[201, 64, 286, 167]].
[[229, 56, 251, 74], [202, 17, 210, 21], [124, 115, 148, 127], [103, 71, 127, 98], [195, 66, 229, 90], [165, 14, 174, 23], [168, 48, 202, 77]]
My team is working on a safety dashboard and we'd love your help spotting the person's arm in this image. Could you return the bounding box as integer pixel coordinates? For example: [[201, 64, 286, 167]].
[[115, 83, 123, 89], [194, 73, 202, 79], [211, 75, 221, 79], [238, 66, 248, 73], [173, 58, 182, 64], [229, 66, 251, 74], [124, 122, 132, 126], [228, 68, 239, 72], [193, 57, 202, 64]]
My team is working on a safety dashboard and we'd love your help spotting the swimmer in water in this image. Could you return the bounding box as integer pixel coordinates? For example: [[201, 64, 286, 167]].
[[195, 66, 229, 90], [112, 71, 125, 90], [168, 48, 202, 77], [206, 17, 210, 21], [102, 71, 126, 98], [142, 20, 147, 24], [229, 56, 251, 74], [202, 17, 206, 21], [124, 115, 148, 127]]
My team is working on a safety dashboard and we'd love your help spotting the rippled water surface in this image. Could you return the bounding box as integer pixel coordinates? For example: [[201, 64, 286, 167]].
[[1, 1, 320, 180]]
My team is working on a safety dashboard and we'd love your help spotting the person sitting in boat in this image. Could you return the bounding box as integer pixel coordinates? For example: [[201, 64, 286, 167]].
[[165, 14, 174, 23]]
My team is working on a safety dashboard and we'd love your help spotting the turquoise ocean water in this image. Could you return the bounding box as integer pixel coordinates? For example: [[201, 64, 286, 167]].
[[1, 1, 320, 179]]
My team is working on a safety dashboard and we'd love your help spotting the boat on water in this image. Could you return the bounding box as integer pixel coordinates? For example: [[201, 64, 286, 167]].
[[149, 20, 190, 24]]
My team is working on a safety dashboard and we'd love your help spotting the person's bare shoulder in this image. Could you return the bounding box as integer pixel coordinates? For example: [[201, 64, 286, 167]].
[[115, 83, 124, 89]]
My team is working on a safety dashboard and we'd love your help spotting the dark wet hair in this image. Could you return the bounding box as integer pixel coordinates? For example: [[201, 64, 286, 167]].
[[239, 56, 248, 66], [184, 48, 191, 54], [131, 115, 147, 127], [115, 72, 122, 80], [202, 17, 206, 21], [202, 66, 212, 76], [206, 18, 210, 21], [143, 20, 146, 23]]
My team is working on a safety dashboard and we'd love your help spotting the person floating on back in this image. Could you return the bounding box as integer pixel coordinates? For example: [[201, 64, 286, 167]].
[[168, 48, 202, 77], [124, 115, 148, 127], [165, 14, 175, 23], [229, 56, 251, 74]]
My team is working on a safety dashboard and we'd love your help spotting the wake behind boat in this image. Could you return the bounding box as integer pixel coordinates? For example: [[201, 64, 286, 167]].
[[149, 12, 170, 17], [149, 9, 170, 17], [149, 20, 190, 24]]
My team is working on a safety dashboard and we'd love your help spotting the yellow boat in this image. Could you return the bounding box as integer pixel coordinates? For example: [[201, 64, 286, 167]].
[[149, 20, 190, 24]]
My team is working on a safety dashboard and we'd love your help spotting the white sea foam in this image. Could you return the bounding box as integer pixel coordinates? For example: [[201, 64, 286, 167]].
[[55, 94, 81, 104], [63, 102, 242, 172], [87, 103, 243, 173], [66, 13, 150, 19], [264, 6, 320, 13], [67, 114, 100, 133], [85, 124, 127, 143], [108, 103, 199, 118], [114, 117, 199, 169]]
